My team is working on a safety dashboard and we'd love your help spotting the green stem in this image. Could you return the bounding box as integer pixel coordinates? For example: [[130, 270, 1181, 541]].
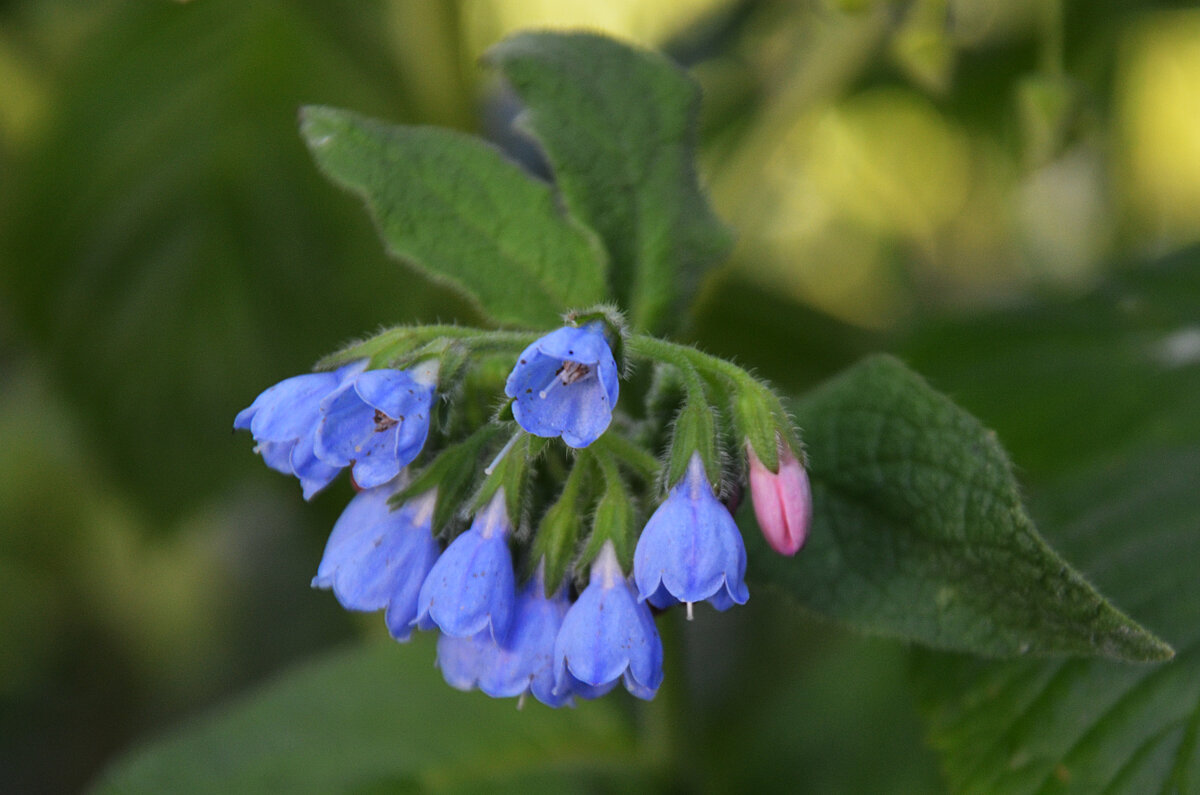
[[394, 324, 538, 342], [626, 333, 785, 423], [627, 334, 756, 391], [318, 325, 540, 370], [627, 334, 800, 465]]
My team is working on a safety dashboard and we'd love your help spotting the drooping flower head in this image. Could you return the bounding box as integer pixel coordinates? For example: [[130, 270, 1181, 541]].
[[316, 363, 436, 489], [311, 479, 441, 641], [234, 360, 367, 499], [414, 489, 515, 640], [747, 440, 811, 556], [437, 566, 572, 708], [554, 541, 663, 701], [634, 452, 749, 614], [505, 322, 618, 448]]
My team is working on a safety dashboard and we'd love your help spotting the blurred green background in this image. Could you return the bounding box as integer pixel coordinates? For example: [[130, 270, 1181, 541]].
[[3, 0, 1199, 792]]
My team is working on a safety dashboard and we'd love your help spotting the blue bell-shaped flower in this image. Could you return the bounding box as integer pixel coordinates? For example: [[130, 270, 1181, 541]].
[[414, 490, 515, 640], [312, 480, 441, 641], [554, 541, 662, 701], [633, 452, 749, 615], [505, 323, 618, 448]]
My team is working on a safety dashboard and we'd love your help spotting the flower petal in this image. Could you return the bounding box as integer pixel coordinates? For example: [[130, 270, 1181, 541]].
[[436, 632, 490, 692], [256, 440, 298, 476], [504, 324, 618, 448], [354, 369, 432, 420], [478, 583, 571, 707], [291, 434, 342, 500], [317, 368, 434, 481], [554, 543, 662, 700], [347, 427, 403, 490], [249, 372, 340, 442], [533, 324, 613, 365], [634, 453, 748, 609], [415, 497, 515, 641], [313, 485, 440, 640]]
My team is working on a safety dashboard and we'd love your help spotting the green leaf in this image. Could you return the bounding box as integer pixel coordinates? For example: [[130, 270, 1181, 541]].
[[744, 354, 1171, 662], [486, 31, 734, 335], [300, 105, 608, 328], [903, 249, 1200, 792], [915, 448, 1200, 793], [92, 637, 645, 794]]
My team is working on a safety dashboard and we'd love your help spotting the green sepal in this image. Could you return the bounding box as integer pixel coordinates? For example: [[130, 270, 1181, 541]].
[[664, 390, 719, 492], [494, 399, 515, 424], [393, 424, 505, 533], [590, 433, 661, 485], [428, 340, 472, 398], [731, 382, 777, 471], [316, 325, 431, 371], [579, 456, 638, 574], [473, 432, 547, 529], [731, 380, 803, 472], [566, 304, 629, 377], [531, 456, 593, 594]]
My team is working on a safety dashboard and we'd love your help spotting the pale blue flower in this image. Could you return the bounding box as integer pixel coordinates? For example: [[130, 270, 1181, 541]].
[[634, 453, 749, 614], [312, 480, 440, 641], [554, 541, 662, 701], [437, 570, 572, 708], [316, 368, 435, 489], [505, 323, 618, 448], [414, 491, 515, 640], [234, 360, 366, 499]]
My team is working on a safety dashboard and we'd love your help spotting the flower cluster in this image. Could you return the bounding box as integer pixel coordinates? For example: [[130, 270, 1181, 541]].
[[236, 317, 811, 706], [234, 360, 435, 498]]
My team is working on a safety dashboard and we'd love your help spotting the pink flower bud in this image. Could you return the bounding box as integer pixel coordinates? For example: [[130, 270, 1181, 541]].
[[747, 441, 811, 556]]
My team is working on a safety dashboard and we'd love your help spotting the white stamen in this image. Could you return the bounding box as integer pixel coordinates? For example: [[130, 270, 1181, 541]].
[[484, 434, 519, 476], [686, 602, 694, 621], [516, 691, 527, 711]]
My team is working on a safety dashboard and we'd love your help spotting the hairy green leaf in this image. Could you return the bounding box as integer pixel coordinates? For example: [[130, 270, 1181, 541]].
[[915, 449, 1199, 793], [744, 354, 1170, 662], [92, 637, 644, 794], [301, 106, 608, 328], [905, 249, 1200, 792], [486, 31, 733, 335]]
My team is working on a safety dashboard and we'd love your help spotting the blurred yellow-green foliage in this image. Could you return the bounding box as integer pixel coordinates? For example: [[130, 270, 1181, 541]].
[[2, 0, 1199, 792]]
